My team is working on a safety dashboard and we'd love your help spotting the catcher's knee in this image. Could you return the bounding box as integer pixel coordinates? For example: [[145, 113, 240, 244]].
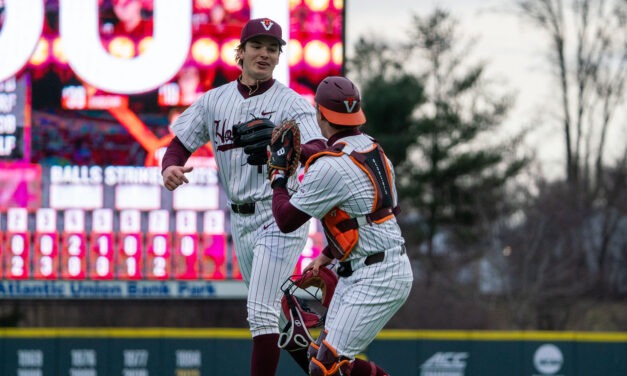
[[309, 340, 352, 376]]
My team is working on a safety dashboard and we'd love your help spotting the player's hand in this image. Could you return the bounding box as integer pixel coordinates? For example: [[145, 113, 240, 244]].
[[303, 252, 333, 276], [162, 166, 193, 191]]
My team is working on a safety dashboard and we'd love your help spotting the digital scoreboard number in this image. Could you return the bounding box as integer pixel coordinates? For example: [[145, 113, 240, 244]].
[[146, 210, 171, 280], [61, 209, 87, 280], [173, 210, 199, 280], [33, 208, 59, 279], [202, 210, 226, 280], [90, 208, 115, 280], [4, 208, 30, 279], [118, 210, 143, 280]]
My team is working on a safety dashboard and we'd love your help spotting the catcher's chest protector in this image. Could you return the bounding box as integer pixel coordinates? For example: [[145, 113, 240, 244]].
[[305, 142, 398, 261]]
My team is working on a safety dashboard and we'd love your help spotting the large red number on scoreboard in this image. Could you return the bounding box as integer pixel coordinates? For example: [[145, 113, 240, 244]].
[[118, 210, 143, 280], [202, 210, 226, 280], [89, 209, 114, 279], [173, 210, 198, 280], [61, 209, 87, 279], [146, 210, 171, 280], [4, 208, 30, 280], [34, 208, 59, 279]]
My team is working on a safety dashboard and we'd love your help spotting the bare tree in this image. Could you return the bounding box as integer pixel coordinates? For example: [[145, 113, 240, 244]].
[[487, 0, 627, 330], [515, 0, 626, 186]]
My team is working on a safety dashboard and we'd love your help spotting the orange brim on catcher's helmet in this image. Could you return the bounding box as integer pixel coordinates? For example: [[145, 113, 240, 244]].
[[318, 104, 366, 126], [315, 76, 367, 126]]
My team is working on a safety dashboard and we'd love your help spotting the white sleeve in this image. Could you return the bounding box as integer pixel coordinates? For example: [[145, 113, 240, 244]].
[[290, 158, 351, 219], [289, 95, 325, 144], [170, 91, 212, 153]]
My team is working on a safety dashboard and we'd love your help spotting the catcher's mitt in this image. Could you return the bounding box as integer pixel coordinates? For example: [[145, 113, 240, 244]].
[[267, 119, 301, 188], [232, 117, 276, 165]]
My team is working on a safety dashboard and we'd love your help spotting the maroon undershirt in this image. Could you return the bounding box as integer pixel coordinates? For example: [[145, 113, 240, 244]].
[[161, 136, 191, 174], [237, 77, 275, 99]]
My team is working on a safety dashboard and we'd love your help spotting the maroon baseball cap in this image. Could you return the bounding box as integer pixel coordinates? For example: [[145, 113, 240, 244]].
[[315, 76, 366, 126], [240, 18, 286, 46]]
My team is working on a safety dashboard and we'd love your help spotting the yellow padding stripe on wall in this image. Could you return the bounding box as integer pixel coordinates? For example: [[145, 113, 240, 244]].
[[0, 328, 625, 342]]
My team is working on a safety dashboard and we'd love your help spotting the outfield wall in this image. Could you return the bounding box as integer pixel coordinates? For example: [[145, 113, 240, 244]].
[[1, 329, 625, 375]]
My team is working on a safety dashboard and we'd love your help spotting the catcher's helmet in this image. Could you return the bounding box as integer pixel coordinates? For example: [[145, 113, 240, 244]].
[[315, 76, 366, 126], [278, 267, 338, 351]]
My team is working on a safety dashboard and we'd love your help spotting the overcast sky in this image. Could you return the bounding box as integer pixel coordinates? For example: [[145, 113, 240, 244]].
[[345, 0, 625, 179]]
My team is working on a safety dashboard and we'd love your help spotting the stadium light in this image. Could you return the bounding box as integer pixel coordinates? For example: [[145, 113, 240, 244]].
[[29, 38, 49, 66], [220, 39, 239, 66], [288, 40, 303, 67], [194, 0, 217, 9], [289, 0, 302, 10], [138, 37, 154, 55], [192, 38, 219, 66], [108, 36, 135, 59], [305, 0, 329, 11], [222, 0, 244, 12], [52, 37, 68, 64], [331, 41, 342, 66], [304, 40, 330, 68]]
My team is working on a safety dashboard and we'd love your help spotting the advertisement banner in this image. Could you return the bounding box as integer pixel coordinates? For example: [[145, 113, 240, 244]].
[[0, 331, 625, 375]]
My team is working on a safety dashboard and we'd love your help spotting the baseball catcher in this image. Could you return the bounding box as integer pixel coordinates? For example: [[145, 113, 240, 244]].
[[278, 267, 338, 352], [267, 119, 301, 188], [232, 117, 276, 165]]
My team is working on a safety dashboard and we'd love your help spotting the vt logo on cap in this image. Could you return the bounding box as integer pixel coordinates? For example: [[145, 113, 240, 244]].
[[240, 18, 286, 45], [344, 97, 357, 113], [261, 19, 274, 31]]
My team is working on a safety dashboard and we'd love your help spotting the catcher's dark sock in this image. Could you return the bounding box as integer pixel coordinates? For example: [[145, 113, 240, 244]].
[[351, 359, 389, 376], [286, 348, 310, 374], [251, 333, 281, 376]]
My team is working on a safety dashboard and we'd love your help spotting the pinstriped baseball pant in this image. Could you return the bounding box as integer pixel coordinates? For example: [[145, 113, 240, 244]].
[[325, 246, 413, 358], [231, 199, 309, 337]]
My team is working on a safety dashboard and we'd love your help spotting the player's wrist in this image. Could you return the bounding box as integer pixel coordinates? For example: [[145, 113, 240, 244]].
[[270, 169, 287, 188]]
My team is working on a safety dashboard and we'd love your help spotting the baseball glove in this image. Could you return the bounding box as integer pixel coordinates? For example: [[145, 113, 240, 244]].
[[267, 119, 301, 188], [232, 117, 276, 165]]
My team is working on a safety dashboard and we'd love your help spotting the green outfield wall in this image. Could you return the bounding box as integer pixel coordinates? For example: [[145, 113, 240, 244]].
[[0, 328, 625, 375]]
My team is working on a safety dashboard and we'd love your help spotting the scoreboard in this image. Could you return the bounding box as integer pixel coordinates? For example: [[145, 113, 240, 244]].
[[0, 0, 342, 297], [0, 163, 327, 298], [0, 204, 325, 298]]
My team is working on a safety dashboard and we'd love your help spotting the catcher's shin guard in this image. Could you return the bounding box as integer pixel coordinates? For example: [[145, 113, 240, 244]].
[[309, 340, 352, 376], [307, 329, 328, 361]]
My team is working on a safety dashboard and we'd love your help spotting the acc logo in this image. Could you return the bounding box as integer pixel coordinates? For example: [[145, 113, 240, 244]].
[[294, 319, 302, 327], [261, 19, 274, 31], [533, 344, 563, 375], [420, 352, 468, 376], [343, 97, 357, 113]]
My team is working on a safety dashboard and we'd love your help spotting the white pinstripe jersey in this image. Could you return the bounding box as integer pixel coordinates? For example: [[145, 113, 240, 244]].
[[171, 80, 323, 203], [290, 133, 405, 260]]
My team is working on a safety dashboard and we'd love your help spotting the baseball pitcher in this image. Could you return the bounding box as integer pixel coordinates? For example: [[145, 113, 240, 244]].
[[161, 18, 326, 376]]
